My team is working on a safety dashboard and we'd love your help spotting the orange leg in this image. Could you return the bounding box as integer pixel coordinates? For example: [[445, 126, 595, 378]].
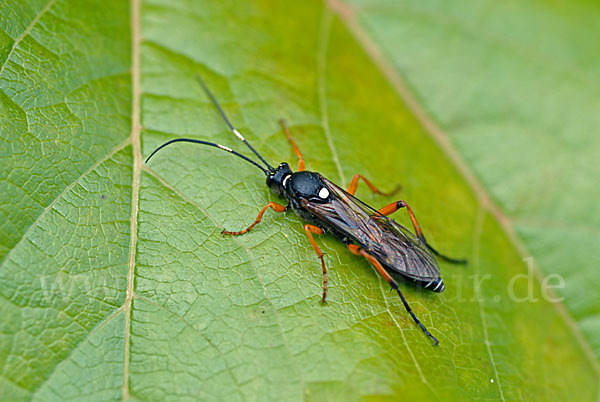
[[222, 202, 286, 235], [279, 119, 305, 171], [377, 200, 467, 265], [346, 174, 400, 197], [348, 244, 439, 345], [304, 224, 328, 302]]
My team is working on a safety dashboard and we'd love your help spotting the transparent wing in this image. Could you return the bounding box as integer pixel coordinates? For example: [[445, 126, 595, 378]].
[[303, 176, 440, 282]]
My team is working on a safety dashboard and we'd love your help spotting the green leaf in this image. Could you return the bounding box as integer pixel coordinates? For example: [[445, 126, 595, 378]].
[[0, 0, 596, 400], [341, 0, 600, 363]]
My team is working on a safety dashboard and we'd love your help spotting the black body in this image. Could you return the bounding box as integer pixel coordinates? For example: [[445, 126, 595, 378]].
[[269, 167, 445, 293]]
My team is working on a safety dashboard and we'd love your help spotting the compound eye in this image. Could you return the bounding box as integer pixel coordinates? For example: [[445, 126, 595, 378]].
[[318, 187, 329, 199]]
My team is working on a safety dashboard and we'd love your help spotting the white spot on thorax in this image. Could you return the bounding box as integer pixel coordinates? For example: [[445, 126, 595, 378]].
[[318, 187, 329, 199], [282, 174, 291, 187]]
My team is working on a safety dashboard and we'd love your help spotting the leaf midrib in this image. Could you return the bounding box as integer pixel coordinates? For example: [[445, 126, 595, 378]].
[[122, 0, 142, 399]]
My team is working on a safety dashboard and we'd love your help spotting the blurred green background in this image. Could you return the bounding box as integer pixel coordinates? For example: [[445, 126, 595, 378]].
[[1, 0, 598, 400]]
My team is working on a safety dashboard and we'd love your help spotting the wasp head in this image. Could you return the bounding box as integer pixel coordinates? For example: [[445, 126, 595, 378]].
[[266, 162, 293, 197]]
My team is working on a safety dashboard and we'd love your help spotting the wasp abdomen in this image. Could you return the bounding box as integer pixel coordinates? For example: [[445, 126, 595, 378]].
[[423, 278, 445, 293]]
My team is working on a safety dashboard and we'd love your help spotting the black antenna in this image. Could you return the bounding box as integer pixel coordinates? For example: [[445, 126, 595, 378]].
[[145, 138, 269, 175], [196, 76, 275, 172]]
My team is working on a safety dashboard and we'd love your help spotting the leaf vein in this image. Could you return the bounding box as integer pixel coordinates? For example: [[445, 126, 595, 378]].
[[472, 205, 505, 400], [317, 6, 346, 188], [369, 266, 436, 394], [0, 0, 57, 77], [143, 167, 307, 394], [132, 293, 240, 387], [0, 139, 130, 269], [31, 306, 125, 397]]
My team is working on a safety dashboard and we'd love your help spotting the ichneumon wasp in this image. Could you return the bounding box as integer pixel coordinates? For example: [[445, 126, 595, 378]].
[[145, 77, 467, 345]]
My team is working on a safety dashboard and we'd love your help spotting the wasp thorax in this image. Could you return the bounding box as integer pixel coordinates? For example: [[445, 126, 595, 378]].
[[286, 171, 330, 203]]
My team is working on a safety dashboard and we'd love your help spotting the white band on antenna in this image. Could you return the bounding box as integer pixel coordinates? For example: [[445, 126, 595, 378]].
[[233, 129, 245, 141], [217, 144, 233, 152]]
